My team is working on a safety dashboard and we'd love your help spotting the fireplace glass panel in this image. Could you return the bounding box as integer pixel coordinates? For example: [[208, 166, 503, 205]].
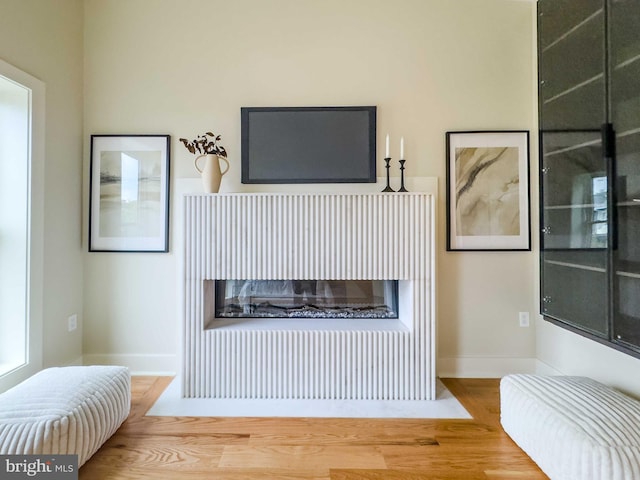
[[215, 280, 399, 319]]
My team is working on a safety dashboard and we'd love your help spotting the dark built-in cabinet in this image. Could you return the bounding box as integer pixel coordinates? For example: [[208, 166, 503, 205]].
[[538, 0, 640, 357]]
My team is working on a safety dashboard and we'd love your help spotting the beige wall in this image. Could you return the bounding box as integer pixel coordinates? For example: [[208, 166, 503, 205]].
[[4, 0, 638, 395], [0, 0, 84, 367], [82, 0, 538, 375]]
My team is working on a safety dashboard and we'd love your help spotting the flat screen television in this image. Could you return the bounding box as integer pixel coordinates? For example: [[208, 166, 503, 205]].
[[241, 106, 376, 184]]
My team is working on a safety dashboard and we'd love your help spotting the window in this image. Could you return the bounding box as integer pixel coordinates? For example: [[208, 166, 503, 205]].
[[0, 59, 44, 392]]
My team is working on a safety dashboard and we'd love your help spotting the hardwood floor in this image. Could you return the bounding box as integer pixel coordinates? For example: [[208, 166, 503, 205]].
[[79, 377, 547, 479]]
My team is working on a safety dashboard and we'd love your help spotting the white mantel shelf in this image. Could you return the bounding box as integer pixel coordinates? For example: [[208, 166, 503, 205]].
[[182, 192, 436, 400]]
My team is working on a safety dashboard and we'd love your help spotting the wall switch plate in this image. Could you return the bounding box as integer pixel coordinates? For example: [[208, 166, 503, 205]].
[[68, 314, 77, 332], [519, 311, 530, 327]]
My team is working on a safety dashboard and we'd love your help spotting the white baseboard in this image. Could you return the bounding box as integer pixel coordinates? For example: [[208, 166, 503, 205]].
[[534, 359, 563, 376], [79, 354, 559, 379], [65, 356, 84, 366], [82, 354, 177, 376], [438, 356, 539, 378]]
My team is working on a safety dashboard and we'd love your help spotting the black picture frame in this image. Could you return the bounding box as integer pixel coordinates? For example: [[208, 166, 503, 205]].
[[89, 134, 171, 252], [446, 130, 531, 251]]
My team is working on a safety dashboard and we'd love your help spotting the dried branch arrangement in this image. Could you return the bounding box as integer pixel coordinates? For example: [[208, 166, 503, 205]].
[[179, 132, 228, 157]]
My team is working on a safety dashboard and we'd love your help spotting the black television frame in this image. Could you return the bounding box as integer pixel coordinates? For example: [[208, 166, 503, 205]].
[[241, 106, 377, 184]]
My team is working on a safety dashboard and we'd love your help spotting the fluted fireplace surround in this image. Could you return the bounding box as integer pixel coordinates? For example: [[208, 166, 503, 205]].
[[182, 192, 436, 400]]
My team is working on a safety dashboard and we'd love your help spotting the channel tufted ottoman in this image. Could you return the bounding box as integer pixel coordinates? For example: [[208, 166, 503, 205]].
[[501, 374, 640, 480], [0, 365, 130, 467]]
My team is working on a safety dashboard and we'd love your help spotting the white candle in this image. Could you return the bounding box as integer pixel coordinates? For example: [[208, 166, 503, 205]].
[[400, 137, 404, 159], [385, 134, 390, 158]]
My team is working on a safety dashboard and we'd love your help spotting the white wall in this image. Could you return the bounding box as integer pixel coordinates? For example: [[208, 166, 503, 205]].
[[537, 320, 640, 398], [0, 0, 84, 368], [82, 0, 538, 375]]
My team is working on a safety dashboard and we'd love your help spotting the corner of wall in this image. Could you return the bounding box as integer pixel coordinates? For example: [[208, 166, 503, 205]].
[[438, 356, 538, 378], [82, 353, 178, 376]]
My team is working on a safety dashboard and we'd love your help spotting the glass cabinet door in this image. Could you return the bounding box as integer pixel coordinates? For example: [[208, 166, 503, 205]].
[[610, 0, 640, 351], [538, 0, 609, 336]]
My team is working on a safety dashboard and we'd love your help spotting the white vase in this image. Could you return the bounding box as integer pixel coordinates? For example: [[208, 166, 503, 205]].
[[194, 154, 230, 193]]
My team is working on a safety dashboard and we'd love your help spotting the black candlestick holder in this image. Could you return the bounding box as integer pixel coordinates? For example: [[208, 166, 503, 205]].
[[398, 159, 408, 192], [382, 157, 395, 192]]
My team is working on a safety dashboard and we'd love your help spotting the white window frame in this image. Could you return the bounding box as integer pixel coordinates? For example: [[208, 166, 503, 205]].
[[0, 58, 45, 392]]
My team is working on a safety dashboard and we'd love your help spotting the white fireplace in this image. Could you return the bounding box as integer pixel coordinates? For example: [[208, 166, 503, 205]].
[[182, 192, 436, 400]]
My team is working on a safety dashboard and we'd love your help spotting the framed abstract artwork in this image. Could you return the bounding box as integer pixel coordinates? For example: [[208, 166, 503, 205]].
[[446, 131, 530, 251], [89, 134, 170, 252]]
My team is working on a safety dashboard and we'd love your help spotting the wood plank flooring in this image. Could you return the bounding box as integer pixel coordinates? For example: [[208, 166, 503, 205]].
[[79, 377, 547, 479]]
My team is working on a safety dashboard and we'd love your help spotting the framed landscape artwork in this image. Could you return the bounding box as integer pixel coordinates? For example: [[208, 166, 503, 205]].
[[446, 131, 530, 251], [89, 134, 170, 252]]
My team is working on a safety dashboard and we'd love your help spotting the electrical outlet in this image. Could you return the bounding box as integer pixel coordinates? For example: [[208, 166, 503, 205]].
[[68, 314, 77, 332], [519, 311, 530, 327]]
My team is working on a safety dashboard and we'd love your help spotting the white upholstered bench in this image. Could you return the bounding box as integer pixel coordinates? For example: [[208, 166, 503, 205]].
[[0, 365, 130, 467], [501, 374, 640, 480]]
